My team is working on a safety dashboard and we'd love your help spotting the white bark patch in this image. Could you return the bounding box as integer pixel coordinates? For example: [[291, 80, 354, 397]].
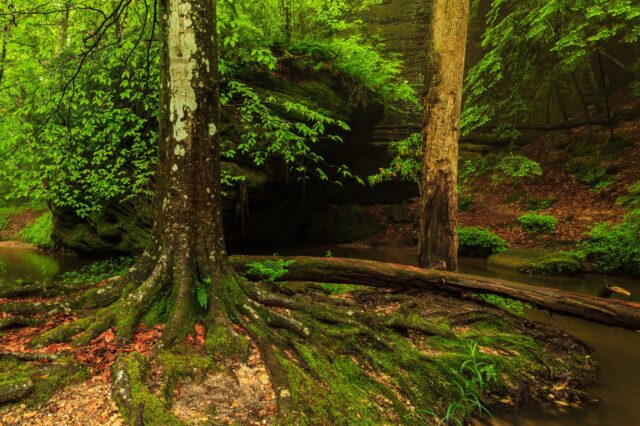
[[208, 123, 217, 136], [174, 144, 186, 157], [168, 0, 198, 144]]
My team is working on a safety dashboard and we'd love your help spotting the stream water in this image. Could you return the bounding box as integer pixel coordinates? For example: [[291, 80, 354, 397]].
[[273, 244, 640, 426], [0, 244, 639, 425]]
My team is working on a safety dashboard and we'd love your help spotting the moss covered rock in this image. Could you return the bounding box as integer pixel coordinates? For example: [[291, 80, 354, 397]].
[[488, 248, 581, 275]]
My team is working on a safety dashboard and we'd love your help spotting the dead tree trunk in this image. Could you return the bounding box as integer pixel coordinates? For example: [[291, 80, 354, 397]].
[[230, 256, 640, 330], [418, 0, 469, 271]]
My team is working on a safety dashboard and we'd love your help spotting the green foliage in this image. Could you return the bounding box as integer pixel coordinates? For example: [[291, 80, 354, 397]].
[[567, 162, 611, 188], [616, 181, 640, 208], [575, 210, 640, 276], [1, 0, 414, 216], [478, 294, 530, 317], [221, 80, 362, 185], [0, 205, 30, 231], [463, 0, 640, 137], [517, 213, 558, 234], [440, 342, 496, 425], [58, 257, 134, 285], [17, 212, 53, 248], [458, 227, 508, 257], [196, 279, 210, 310], [246, 259, 295, 282], [368, 133, 421, 185], [491, 154, 542, 185]]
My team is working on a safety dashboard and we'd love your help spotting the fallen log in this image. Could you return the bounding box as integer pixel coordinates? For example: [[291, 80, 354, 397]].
[[230, 255, 640, 330]]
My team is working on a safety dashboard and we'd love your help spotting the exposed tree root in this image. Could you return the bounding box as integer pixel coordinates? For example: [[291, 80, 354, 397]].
[[0, 257, 599, 425], [230, 255, 640, 330]]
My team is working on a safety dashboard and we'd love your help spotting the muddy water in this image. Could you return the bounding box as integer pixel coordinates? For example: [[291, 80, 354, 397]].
[[274, 243, 640, 426]]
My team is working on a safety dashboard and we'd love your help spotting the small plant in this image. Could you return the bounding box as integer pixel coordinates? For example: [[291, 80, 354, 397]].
[[325, 250, 333, 257], [195, 278, 210, 309], [491, 154, 542, 185], [517, 213, 557, 234], [18, 212, 54, 248], [458, 227, 508, 257], [616, 181, 640, 208], [58, 257, 134, 284], [458, 194, 475, 212], [440, 342, 496, 425], [246, 259, 295, 282], [368, 133, 421, 185], [574, 210, 640, 276]]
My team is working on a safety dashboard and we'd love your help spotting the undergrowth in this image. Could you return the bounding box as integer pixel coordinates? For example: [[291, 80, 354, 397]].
[[458, 227, 508, 257], [574, 210, 640, 276], [517, 213, 557, 234], [58, 257, 134, 284], [18, 212, 54, 248], [245, 259, 295, 282]]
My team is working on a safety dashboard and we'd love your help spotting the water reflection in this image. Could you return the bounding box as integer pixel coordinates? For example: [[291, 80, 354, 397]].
[[0, 246, 91, 282], [269, 243, 640, 426]]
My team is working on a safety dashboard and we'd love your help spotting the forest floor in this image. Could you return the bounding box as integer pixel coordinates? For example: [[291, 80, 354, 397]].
[[0, 208, 45, 242], [369, 95, 640, 250], [0, 267, 597, 425]]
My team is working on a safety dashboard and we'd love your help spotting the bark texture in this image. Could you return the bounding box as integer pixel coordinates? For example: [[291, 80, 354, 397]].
[[231, 256, 640, 330], [418, 0, 470, 271]]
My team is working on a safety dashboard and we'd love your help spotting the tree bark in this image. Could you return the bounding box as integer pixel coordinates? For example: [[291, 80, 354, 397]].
[[418, 0, 469, 271], [230, 256, 640, 330]]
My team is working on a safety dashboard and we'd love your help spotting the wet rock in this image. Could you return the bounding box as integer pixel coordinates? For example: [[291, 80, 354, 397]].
[[386, 201, 415, 223], [488, 248, 581, 275]]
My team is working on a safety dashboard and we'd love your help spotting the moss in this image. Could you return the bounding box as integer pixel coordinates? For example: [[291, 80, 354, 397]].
[[205, 325, 249, 361], [0, 356, 89, 407], [29, 317, 94, 347], [116, 354, 183, 426], [488, 248, 581, 275], [140, 297, 169, 326], [281, 343, 401, 425], [157, 350, 215, 400], [320, 283, 362, 294]]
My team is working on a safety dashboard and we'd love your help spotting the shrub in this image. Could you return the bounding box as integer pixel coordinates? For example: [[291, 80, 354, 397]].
[[458, 227, 508, 257], [574, 210, 640, 276], [246, 259, 295, 282], [491, 154, 542, 185], [517, 213, 557, 234], [617, 181, 640, 208], [18, 211, 54, 248]]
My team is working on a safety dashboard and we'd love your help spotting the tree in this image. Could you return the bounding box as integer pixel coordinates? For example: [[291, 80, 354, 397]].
[[31, 0, 297, 414], [462, 0, 640, 138], [418, 0, 470, 271]]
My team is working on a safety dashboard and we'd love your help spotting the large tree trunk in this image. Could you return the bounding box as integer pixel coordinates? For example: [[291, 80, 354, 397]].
[[31, 2, 295, 416], [231, 256, 640, 330], [418, 0, 469, 271]]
